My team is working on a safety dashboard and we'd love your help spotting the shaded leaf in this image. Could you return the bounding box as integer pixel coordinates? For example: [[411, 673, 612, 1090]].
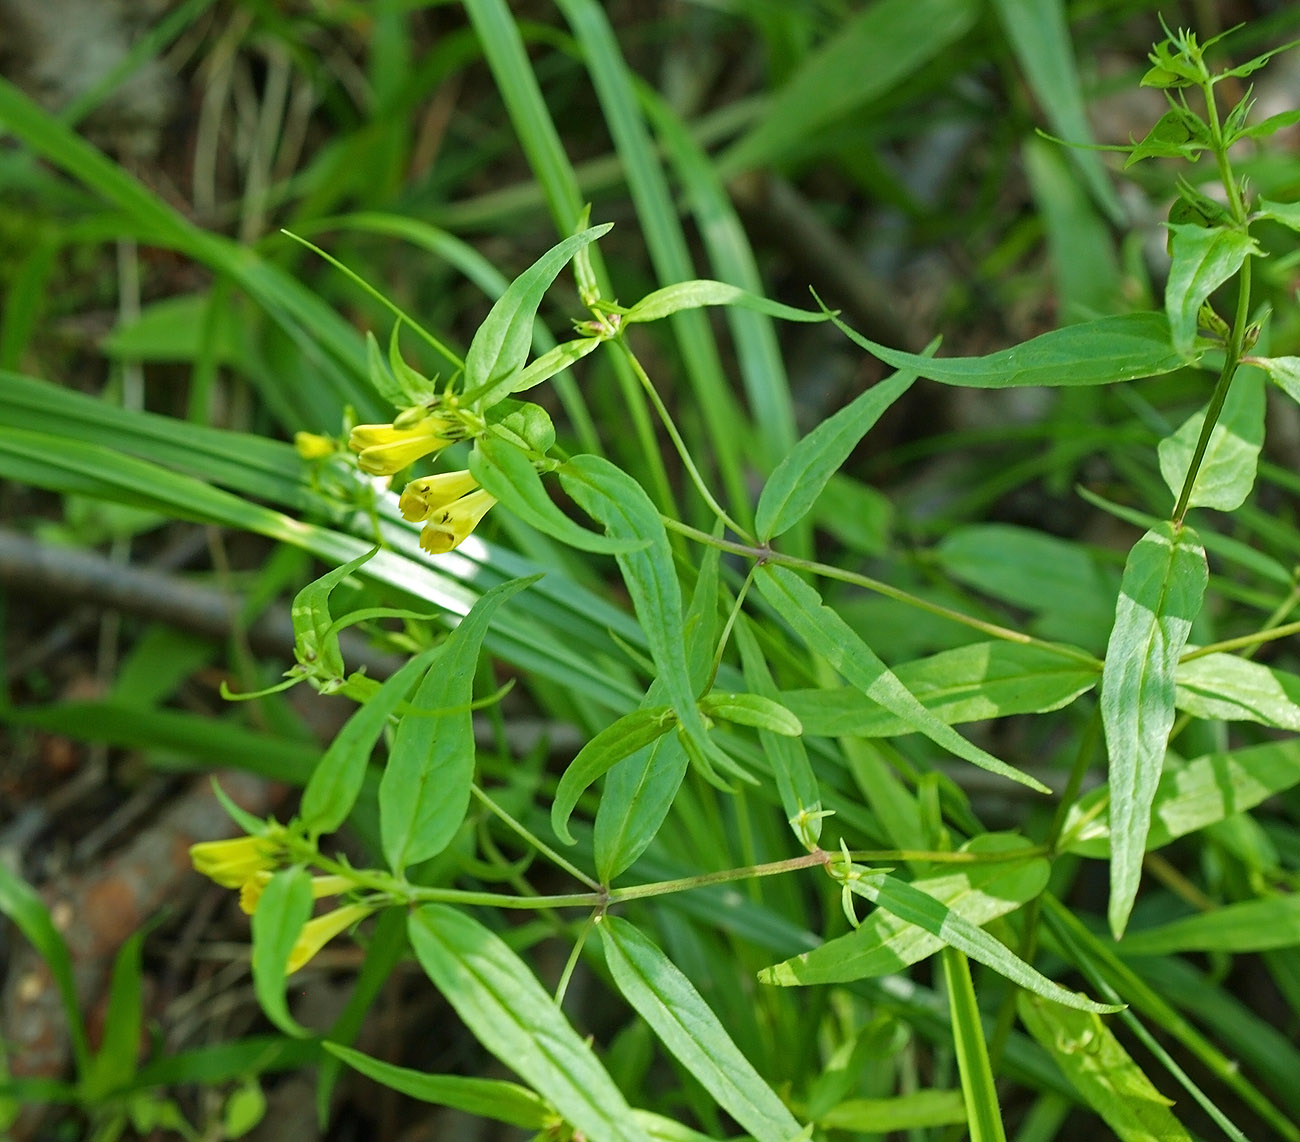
[[621, 280, 828, 325], [1164, 224, 1258, 359], [1120, 895, 1300, 957], [250, 868, 312, 1038]]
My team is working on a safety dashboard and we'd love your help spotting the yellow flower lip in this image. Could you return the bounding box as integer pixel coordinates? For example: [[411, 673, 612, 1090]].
[[190, 836, 279, 889], [349, 414, 459, 475], [294, 431, 337, 460], [398, 470, 481, 522], [286, 903, 375, 975], [418, 488, 497, 554]]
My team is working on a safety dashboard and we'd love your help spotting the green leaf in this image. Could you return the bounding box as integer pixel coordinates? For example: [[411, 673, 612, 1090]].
[[470, 437, 647, 555], [379, 575, 537, 873], [1157, 365, 1264, 511], [1017, 994, 1191, 1141], [300, 645, 441, 837], [407, 905, 649, 1142], [507, 336, 602, 395], [781, 642, 1098, 738], [1064, 737, 1300, 858], [761, 835, 1048, 985], [847, 873, 1118, 1012], [560, 455, 728, 781], [1120, 895, 1300, 957], [461, 224, 612, 409], [290, 547, 380, 684], [756, 361, 919, 540], [593, 731, 690, 883], [1256, 198, 1300, 231], [697, 692, 802, 736], [815, 1091, 967, 1131], [1253, 354, 1300, 405], [552, 707, 678, 845], [620, 280, 829, 325], [735, 615, 823, 846], [1164, 224, 1259, 359], [1101, 523, 1208, 938], [943, 947, 1006, 1142], [756, 565, 1049, 793], [600, 916, 803, 1142], [0, 863, 91, 1075], [251, 868, 313, 1038], [720, 0, 978, 175], [323, 1044, 552, 1129], [83, 928, 147, 1097], [831, 311, 1184, 388], [1176, 653, 1300, 730]]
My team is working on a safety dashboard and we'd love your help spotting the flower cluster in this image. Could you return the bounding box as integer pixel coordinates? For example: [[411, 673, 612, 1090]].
[[190, 836, 374, 975], [346, 409, 496, 554]]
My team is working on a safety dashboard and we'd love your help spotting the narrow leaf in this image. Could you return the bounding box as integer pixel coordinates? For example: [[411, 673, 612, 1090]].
[[251, 868, 312, 1038], [757, 361, 920, 540], [552, 707, 677, 844], [300, 645, 440, 836], [462, 224, 612, 409], [943, 947, 1006, 1142], [762, 835, 1049, 985], [848, 874, 1119, 1012], [379, 576, 538, 873], [408, 905, 649, 1142], [83, 929, 147, 1096], [831, 311, 1184, 388], [621, 280, 829, 325], [601, 917, 803, 1142], [291, 546, 379, 681], [1018, 994, 1192, 1142], [697, 692, 802, 736], [1176, 653, 1300, 730], [756, 565, 1049, 792], [324, 1044, 552, 1129], [1101, 523, 1207, 938], [1120, 895, 1300, 957]]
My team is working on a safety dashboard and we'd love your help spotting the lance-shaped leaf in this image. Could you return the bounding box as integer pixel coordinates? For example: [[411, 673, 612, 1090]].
[[1176, 652, 1300, 730], [408, 905, 649, 1142], [1157, 365, 1264, 512], [1164, 223, 1258, 359], [291, 546, 379, 682], [552, 706, 677, 844], [1119, 895, 1300, 957], [735, 615, 823, 846], [600, 916, 804, 1142], [697, 691, 802, 735], [762, 834, 1048, 985], [324, 1044, 553, 1129], [781, 642, 1098, 738], [1101, 523, 1207, 938], [300, 644, 441, 836], [470, 436, 647, 555], [756, 565, 1049, 792], [830, 310, 1184, 388], [1253, 354, 1300, 405], [1063, 738, 1300, 858], [508, 336, 602, 395], [756, 359, 921, 541], [379, 575, 538, 874], [461, 224, 612, 409], [1018, 994, 1191, 1142], [621, 279, 830, 325], [844, 873, 1118, 1013], [560, 454, 731, 782], [251, 867, 313, 1038]]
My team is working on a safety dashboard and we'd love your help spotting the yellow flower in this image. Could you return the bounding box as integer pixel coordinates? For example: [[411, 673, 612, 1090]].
[[239, 872, 354, 916], [286, 903, 375, 974], [417, 488, 497, 554], [190, 836, 279, 889], [398, 470, 481, 522], [294, 431, 337, 460], [349, 414, 458, 475]]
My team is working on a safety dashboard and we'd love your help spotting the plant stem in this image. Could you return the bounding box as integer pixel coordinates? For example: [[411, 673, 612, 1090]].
[[662, 517, 1103, 668], [1179, 617, 1300, 661]]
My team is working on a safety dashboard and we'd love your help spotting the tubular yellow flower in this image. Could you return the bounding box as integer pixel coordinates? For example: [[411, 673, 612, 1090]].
[[398, 470, 481, 522], [286, 903, 375, 974], [190, 836, 279, 889], [238, 872, 354, 916], [349, 414, 458, 475], [418, 488, 497, 554], [294, 431, 337, 459]]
